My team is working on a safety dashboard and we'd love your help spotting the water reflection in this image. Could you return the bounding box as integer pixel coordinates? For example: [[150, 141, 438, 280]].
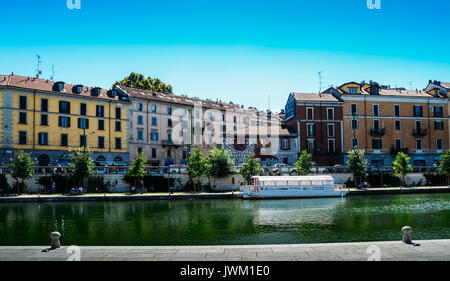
[[0, 194, 449, 246]]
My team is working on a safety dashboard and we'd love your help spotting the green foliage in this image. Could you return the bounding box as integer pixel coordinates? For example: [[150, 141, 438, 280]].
[[295, 150, 314, 175], [0, 174, 11, 194], [366, 172, 401, 188], [207, 147, 234, 178], [123, 174, 174, 192], [346, 148, 368, 188], [68, 147, 95, 184], [187, 148, 208, 180], [8, 149, 35, 193], [88, 176, 112, 193], [393, 152, 412, 186], [113, 72, 173, 94], [126, 152, 147, 185], [38, 175, 110, 193], [241, 155, 261, 184], [438, 150, 450, 176], [424, 172, 447, 186]]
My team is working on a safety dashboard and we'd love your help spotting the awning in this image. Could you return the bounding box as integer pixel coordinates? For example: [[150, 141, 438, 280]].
[[414, 157, 425, 161]]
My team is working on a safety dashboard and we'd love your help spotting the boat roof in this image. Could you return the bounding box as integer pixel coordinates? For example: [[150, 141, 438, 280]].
[[252, 175, 334, 181]]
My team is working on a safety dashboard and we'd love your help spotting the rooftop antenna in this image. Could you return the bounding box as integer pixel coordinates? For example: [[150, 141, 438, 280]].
[[318, 71, 324, 93], [268, 94, 271, 111], [50, 65, 55, 81], [35, 55, 42, 78]]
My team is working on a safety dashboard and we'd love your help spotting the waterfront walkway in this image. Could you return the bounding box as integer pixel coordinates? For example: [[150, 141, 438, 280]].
[[1, 239, 449, 261]]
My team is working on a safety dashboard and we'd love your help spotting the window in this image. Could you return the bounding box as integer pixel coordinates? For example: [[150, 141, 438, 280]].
[[168, 119, 172, 127], [394, 105, 400, 117], [168, 132, 172, 142], [151, 105, 156, 113], [19, 131, 27, 144], [168, 106, 172, 115], [61, 134, 68, 146], [435, 121, 444, 131], [19, 112, 27, 124], [437, 139, 443, 151], [413, 106, 422, 117], [373, 104, 379, 116], [327, 124, 335, 137], [98, 119, 104, 130], [281, 138, 290, 150], [348, 87, 358, 94], [434, 106, 443, 117], [152, 117, 157, 126], [59, 101, 71, 114], [115, 107, 121, 119], [373, 120, 380, 131], [328, 139, 335, 153], [98, 136, 105, 148], [78, 118, 89, 129], [182, 150, 187, 160], [38, 132, 48, 145], [115, 121, 121, 132], [351, 119, 358, 130], [233, 116, 237, 123], [394, 120, 401, 130], [137, 115, 143, 125], [96, 105, 104, 117], [372, 139, 382, 150], [306, 107, 314, 120], [115, 138, 122, 149], [150, 131, 159, 141], [19, 96, 27, 109], [80, 135, 86, 147], [395, 139, 402, 150], [40, 114, 48, 126], [415, 120, 422, 130], [80, 103, 87, 116], [351, 104, 357, 115], [59, 116, 71, 127], [41, 99, 48, 112], [137, 129, 143, 140], [307, 124, 315, 137], [327, 108, 334, 120], [307, 139, 315, 153], [137, 103, 143, 112], [137, 147, 143, 153], [416, 139, 422, 151], [352, 138, 359, 149], [152, 148, 157, 158]]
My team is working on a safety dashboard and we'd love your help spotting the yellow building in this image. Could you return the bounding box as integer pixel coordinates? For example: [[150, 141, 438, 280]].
[[325, 81, 448, 167], [0, 74, 130, 166]]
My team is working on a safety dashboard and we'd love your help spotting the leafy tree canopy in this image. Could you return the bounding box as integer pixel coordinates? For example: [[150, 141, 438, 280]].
[[241, 155, 261, 184], [127, 152, 147, 180], [187, 147, 208, 180], [346, 148, 368, 178], [393, 152, 413, 177], [207, 147, 235, 178], [439, 150, 450, 176], [68, 146, 95, 183], [113, 72, 173, 94], [295, 150, 314, 175], [9, 149, 35, 182]]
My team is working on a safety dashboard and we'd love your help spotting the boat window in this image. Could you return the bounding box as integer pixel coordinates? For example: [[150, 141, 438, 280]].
[[264, 181, 275, 186], [276, 180, 288, 186], [288, 180, 300, 186], [300, 180, 311, 186], [324, 180, 333, 185], [311, 180, 322, 186]]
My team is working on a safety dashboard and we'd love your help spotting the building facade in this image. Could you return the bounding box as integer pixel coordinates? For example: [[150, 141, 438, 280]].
[[0, 74, 130, 166], [285, 93, 344, 166], [324, 81, 449, 167]]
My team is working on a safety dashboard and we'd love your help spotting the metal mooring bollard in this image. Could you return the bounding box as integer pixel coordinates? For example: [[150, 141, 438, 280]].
[[402, 226, 413, 244], [50, 231, 61, 249]]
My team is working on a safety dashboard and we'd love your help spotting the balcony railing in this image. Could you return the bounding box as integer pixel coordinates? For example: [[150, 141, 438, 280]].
[[161, 139, 181, 147], [370, 128, 385, 136], [412, 129, 427, 137]]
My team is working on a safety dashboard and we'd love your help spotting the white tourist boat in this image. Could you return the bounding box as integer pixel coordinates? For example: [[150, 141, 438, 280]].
[[240, 175, 346, 199]]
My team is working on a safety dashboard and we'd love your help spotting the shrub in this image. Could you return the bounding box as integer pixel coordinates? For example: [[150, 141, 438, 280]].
[[424, 172, 446, 186], [0, 174, 11, 195], [123, 174, 174, 192], [366, 172, 401, 187]]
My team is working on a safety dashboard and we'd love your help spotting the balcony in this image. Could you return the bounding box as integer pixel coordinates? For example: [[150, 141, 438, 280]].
[[161, 139, 181, 147], [412, 129, 427, 137], [370, 128, 385, 136]]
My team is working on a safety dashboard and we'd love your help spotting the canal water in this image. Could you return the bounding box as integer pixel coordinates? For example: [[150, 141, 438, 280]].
[[0, 194, 449, 246]]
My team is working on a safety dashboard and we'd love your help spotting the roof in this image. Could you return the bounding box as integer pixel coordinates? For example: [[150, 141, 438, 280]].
[[0, 74, 125, 102], [291, 92, 340, 102], [441, 82, 450, 89], [327, 84, 440, 98], [252, 175, 334, 181]]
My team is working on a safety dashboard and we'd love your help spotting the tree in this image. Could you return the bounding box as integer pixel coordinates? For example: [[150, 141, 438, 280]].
[[295, 150, 314, 175], [187, 147, 208, 191], [438, 150, 450, 186], [346, 148, 368, 189], [113, 72, 173, 94], [68, 146, 95, 187], [393, 152, 413, 187], [241, 155, 261, 184], [127, 152, 147, 190], [207, 147, 234, 178], [8, 149, 35, 194]]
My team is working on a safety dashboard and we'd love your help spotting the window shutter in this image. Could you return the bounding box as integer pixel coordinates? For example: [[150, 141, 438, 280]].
[[58, 116, 62, 127], [78, 118, 81, 128], [67, 117, 71, 127], [86, 119, 89, 129]]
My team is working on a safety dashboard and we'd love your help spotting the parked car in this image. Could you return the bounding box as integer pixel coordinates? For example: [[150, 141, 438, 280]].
[[149, 168, 163, 174], [169, 165, 188, 174], [270, 163, 297, 175]]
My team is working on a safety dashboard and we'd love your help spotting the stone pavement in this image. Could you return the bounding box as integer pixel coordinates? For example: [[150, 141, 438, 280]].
[[0, 239, 449, 261]]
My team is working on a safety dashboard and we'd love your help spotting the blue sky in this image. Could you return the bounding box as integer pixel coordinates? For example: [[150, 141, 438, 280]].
[[1, 0, 450, 110]]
